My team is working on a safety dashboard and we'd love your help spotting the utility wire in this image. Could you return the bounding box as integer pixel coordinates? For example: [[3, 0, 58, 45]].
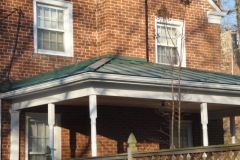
[[0, 7, 24, 92]]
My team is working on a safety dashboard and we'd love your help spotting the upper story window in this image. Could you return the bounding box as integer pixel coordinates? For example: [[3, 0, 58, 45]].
[[155, 18, 186, 67], [33, 0, 73, 57]]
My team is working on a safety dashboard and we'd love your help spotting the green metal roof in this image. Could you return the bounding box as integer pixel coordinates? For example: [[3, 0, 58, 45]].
[[2, 54, 240, 91]]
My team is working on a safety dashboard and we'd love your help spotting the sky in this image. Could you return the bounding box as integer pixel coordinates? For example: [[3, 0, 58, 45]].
[[221, 0, 237, 29]]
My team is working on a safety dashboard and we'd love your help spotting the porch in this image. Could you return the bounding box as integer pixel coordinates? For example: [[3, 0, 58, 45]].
[[0, 54, 240, 160]]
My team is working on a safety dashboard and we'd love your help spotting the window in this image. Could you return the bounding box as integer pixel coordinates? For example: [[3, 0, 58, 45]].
[[33, 0, 73, 57], [25, 113, 61, 160], [170, 120, 193, 148], [155, 18, 185, 67]]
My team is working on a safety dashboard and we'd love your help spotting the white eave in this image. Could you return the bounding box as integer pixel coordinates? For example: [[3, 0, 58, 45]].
[[1, 72, 240, 99], [207, 10, 227, 24], [208, 0, 221, 12]]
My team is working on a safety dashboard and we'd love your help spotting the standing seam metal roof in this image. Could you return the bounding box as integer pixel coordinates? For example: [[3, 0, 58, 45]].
[[2, 54, 240, 92]]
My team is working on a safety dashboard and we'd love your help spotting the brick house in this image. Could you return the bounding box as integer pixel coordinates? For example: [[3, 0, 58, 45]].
[[1, 0, 240, 160]]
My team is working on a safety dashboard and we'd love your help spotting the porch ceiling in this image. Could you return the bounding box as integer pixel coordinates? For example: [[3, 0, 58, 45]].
[[54, 95, 240, 114]]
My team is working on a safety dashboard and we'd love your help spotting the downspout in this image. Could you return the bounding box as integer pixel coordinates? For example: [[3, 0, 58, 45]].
[[145, 0, 149, 62]]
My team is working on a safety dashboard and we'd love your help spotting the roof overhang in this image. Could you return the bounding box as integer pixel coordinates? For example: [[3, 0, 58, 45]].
[[207, 0, 221, 12], [1, 72, 240, 110]]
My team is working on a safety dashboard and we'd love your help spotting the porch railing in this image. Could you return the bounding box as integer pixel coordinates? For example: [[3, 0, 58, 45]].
[[71, 133, 240, 160], [71, 144, 240, 160]]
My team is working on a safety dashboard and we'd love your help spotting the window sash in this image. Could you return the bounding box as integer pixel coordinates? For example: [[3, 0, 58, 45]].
[[155, 20, 184, 65], [36, 4, 65, 52], [158, 46, 178, 65], [37, 5, 64, 31], [28, 118, 49, 155]]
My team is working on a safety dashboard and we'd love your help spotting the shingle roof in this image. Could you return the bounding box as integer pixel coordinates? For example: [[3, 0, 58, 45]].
[[2, 54, 240, 92]]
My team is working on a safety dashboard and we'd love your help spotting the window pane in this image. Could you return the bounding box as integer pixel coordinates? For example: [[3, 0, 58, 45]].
[[172, 28, 177, 37], [161, 26, 166, 37], [43, 30, 49, 40], [44, 7, 49, 18], [51, 9, 57, 19], [58, 22, 63, 30], [57, 32, 63, 42], [51, 42, 57, 50], [37, 6, 43, 27], [50, 31, 56, 41], [43, 41, 49, 50], [58, 43, 64, 51], [37, 6, 43, 17], [58, 10, 63, 20], [44, 18, 50, 28], [51, 21, 57, 29]]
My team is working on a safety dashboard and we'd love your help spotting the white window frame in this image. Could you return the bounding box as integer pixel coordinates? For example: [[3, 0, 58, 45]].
[[169, 120, 193, 148], [25, 112, 61, 160], [33, 0, 73, 57], [155, 18, 186, 67]]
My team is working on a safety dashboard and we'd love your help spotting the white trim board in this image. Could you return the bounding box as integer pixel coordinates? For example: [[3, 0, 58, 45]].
[[10, 80, 240, 110], [1, 72, 240, 100]]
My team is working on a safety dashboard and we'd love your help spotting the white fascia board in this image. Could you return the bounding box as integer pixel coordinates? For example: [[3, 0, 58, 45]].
[[207, 10, 227, 24], [208, 0, 221, 12], [1, 72, 240, 99]]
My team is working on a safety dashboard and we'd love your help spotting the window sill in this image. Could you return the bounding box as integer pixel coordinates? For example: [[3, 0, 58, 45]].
[[36, 49, 73, 57]]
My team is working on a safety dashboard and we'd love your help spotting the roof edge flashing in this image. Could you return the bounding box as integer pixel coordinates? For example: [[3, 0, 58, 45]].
[[106, 54, 147, 62]]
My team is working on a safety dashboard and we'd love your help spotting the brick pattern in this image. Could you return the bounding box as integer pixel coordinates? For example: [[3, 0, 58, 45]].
[[0, 0, 221, 83], [1, 101, 11, 160]]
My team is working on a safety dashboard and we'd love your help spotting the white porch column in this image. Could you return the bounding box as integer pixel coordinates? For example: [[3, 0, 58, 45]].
[[10, 109, 20, 160], [48, 103, 55, 160], [89, 95, 97, 156], [200, 103, 209, 146], [230, 116, 236, 144], [0, 99, 1, 157]]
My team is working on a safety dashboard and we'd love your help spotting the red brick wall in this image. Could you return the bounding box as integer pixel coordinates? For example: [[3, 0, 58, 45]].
[[1, 100, 11, 160], [0, 0, 221, 83]]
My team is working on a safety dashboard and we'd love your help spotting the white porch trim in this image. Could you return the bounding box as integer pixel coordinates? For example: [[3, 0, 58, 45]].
[[10, 109, 20, 160], [207, 11, 226, 24], [1, 72, 240, 100], [201, 103, 208, 146], [89, 95, 97, 156], [48, 103, 55, 159], [230, 116, 236, 144]]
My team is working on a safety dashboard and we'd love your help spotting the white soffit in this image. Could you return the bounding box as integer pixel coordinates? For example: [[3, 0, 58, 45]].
[[206, 0, 227, 24], [207, 10, 227, 24], [207, 0, 221, 12]]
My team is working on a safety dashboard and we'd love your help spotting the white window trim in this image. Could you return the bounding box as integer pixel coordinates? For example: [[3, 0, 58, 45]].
[[25, 112, 61, 160], [169, 120, 193, 148], [33, 0, 73, 57], [155, 17, 186, 67]]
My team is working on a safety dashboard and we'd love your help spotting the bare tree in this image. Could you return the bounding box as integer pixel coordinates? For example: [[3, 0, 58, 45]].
[[154, 1, 191, 148]]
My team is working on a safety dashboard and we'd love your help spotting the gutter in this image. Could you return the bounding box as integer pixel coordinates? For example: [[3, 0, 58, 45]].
[[1, 72, 240, 99]]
